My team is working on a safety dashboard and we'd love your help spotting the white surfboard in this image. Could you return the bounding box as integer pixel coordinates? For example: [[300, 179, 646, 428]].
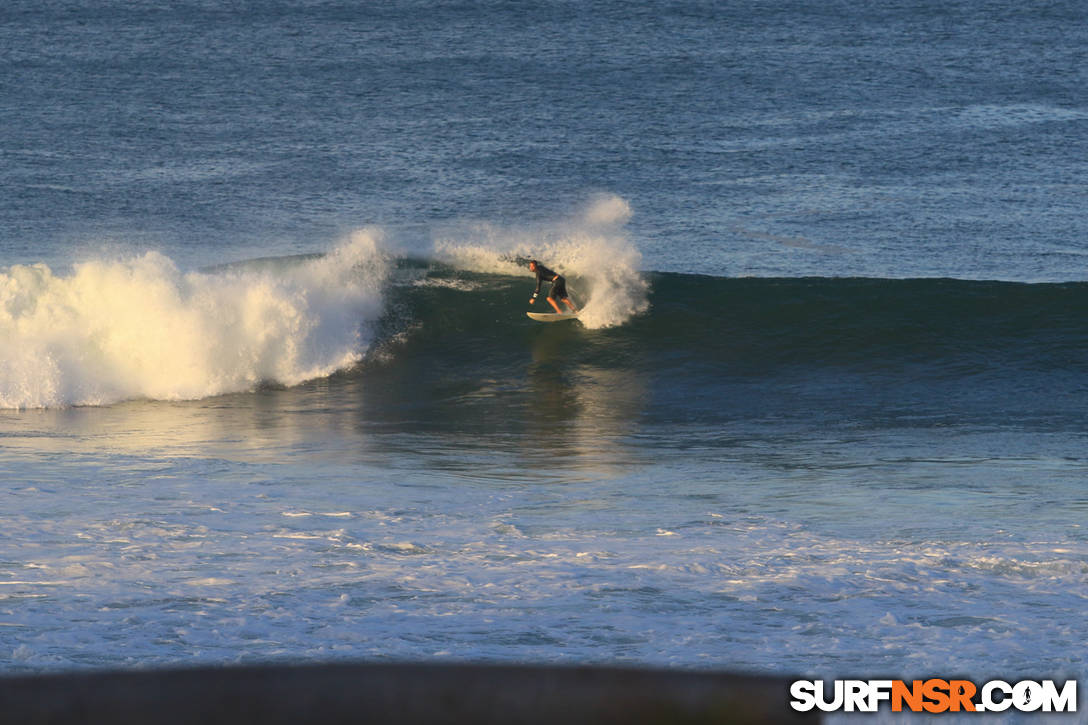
[[527, 311, 580, 322]]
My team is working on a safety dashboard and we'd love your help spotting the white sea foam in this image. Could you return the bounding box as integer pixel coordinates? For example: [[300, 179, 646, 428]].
[[0, 230, 389, 409], [433, 194, 649, 329]]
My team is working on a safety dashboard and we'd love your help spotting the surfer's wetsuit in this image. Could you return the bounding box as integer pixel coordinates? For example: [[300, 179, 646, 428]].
[[532, 263, 568, 301]]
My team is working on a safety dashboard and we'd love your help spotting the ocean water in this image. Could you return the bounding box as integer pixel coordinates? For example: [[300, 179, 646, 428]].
[[2, 0, 1086, 715]]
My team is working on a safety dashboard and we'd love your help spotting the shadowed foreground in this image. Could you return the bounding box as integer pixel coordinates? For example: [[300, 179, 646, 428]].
[[0, 662, 815, 724]]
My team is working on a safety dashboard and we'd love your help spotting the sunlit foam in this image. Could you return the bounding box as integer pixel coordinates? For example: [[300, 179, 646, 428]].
[[432, 193, 649, 329], [0, 230, 388, 409]]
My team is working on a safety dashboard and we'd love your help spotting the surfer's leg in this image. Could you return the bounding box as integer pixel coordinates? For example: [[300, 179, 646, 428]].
[[546, 296, 562, 313], [562, 297, 577, 312]]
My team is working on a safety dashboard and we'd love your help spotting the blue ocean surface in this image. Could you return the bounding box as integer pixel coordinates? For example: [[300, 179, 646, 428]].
[[1, 0, 1086, 717]]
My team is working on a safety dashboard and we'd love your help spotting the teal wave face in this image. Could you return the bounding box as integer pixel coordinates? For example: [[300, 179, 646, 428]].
[[369, 270, 1088, 376], [349, 269, 1088, 437]]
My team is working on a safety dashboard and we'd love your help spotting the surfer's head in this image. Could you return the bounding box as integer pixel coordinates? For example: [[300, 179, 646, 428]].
[[528, 260, 538, 271]]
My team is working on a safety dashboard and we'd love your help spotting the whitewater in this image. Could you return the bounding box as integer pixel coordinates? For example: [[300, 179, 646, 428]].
[[3, 0, 1087, 721], [1, 197, 649, 409], [1, 232, 386, 408]]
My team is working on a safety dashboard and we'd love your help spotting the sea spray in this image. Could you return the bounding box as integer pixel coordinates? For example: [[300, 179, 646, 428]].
[[0, 230, 389, 408], [432, 194, 649, 329]]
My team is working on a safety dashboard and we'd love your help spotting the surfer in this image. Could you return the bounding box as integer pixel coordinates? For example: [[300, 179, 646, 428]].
[[528, 260, 578, 314]]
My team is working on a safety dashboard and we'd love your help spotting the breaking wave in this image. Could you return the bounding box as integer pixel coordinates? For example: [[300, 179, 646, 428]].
[[0, 230, 389, 408]]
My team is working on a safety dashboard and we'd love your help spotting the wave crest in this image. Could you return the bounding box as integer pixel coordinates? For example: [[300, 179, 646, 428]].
[[432, 193, 648, 329], [0, 230, 388, 408]]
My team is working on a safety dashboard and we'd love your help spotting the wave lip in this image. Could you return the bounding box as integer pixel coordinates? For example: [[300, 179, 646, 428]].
[[432, 193, 649, 329], [0, 231, 388, 409]]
